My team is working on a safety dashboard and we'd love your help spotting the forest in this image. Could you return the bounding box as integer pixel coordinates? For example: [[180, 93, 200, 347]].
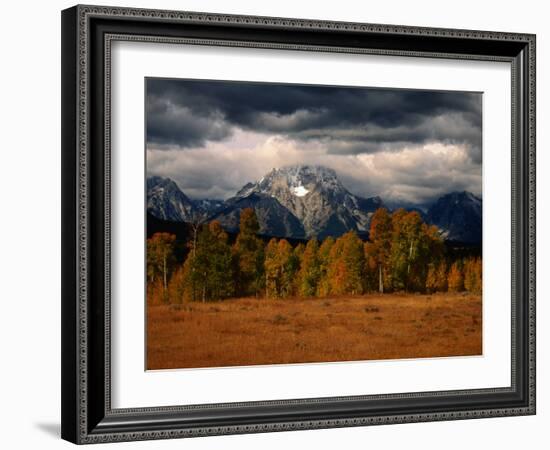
[[146, 207, 482, 305]]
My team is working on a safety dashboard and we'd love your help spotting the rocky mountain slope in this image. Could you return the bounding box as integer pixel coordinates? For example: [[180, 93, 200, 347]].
[[147, 167, 482, 243], [147, 176, 224, 223], [426, 191, 482, 244], [147, 176, 197, 222], [214, 165, 383, 239]]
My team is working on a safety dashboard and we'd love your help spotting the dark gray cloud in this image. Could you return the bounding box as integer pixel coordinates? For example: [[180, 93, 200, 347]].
[[146, 78, 482, 204], [146, 78, 481, 158], [147, 94, 232, 147]]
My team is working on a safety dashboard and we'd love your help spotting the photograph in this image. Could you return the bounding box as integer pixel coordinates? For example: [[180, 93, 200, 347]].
[[56, 3, 536, 445], [145, 78, 483, 370]]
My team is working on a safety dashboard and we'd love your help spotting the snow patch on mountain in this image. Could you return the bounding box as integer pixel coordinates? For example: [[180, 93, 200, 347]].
[[292, 185, 309, 197]]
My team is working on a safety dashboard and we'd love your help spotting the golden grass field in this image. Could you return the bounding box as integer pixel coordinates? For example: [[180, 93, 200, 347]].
[[146, 293, 482, 370]]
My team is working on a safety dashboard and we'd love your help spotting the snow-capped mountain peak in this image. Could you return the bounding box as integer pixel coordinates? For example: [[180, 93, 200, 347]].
[[147, 176, 196, 222], [146, 171, 481, 244], [224, 165, 381, 238], [238, 165, 346, 199], [147, 176, 224, 222]]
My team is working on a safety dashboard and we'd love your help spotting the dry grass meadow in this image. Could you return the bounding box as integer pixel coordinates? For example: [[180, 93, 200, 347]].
[[146, 293, 482, 370]]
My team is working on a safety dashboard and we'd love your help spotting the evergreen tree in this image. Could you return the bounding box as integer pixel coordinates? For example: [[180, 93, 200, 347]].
[[278, 239, 296, 298], [161, 205, 479, 303], [182, 221, 233, 302], [298, 238, 321, 297], [264, 238, 280, 298], [317, 236, 335, 297], [233, 208, 265, 297], [189, 225, 213, 302], [288, 243, 304, 296], [206, 221, 234, 300]]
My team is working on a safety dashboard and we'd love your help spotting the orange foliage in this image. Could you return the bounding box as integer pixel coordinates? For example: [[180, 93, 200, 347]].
[[147, 208, 481, 303], [447, 262, 464, 292], [464, 257, 482, 294]]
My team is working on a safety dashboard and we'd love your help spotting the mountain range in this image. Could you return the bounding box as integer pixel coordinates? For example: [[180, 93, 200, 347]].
[[147, 165, 482, 244], [426, 191, 482, 244]]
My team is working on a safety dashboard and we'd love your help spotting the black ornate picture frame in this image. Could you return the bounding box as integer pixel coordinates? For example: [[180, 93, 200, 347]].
[[61, 5, 536, 444]]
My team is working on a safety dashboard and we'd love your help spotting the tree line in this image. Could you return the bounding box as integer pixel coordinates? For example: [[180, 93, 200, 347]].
[[147, 207, 482, 304]]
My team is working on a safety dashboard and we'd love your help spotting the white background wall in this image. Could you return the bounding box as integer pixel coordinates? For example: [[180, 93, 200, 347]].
[[0, 0, 546, 448]]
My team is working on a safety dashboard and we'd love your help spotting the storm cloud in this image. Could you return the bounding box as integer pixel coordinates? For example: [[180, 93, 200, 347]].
[[146, 78, 482, 205]]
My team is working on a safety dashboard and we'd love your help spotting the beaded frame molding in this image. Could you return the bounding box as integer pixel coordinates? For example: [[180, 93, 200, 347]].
[[61, 4, 536, 444]]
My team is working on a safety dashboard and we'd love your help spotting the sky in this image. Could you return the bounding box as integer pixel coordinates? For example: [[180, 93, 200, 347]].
[[146, 78, 482, 206]]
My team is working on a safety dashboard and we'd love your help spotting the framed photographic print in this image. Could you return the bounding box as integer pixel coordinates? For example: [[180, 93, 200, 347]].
[[61, 5, 536, 444]]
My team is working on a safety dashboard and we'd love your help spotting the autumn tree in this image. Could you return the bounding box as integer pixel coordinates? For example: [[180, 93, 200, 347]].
[[388, 210, 444, 292], [426, 260, 448, 293], [182, 221, 233, 302], [263, 238, 296, 298], [317, 236, 335, 297], [154, 205, 475, 303], [343, 231, 367, 295], [364, 241, 379, 292], [389, 209, 419, 291], [326, 239, 345, 295], [279, 240, 298, 298], [233, 208, 265, 297], [327, 231, 365, 295], [294, 243, 305, 261], [146, 280, 164, 306], [368, 208, 393, 293], [287, 243, 303, 296], [264, 238, 280, 298], [297, 238, 321, 297], [167, 265, 186, 304], [146, 232, 176, 303], [180, 252, 196, 302], [447, 261, 464, 292], [464, 257, 482, 294], [184, 227, 210, 302], [412, 222, 445, 292], [426, 263, 438, 293]]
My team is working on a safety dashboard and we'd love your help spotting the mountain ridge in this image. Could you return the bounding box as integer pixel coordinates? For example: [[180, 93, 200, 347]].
[[426, 191, 482, 244], [147, 166, 482, 243], [217, 165, 382, 239]]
